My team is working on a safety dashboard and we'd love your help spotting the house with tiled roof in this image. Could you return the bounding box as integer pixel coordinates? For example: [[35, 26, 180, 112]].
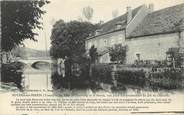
[[85, 3, 184, 64]]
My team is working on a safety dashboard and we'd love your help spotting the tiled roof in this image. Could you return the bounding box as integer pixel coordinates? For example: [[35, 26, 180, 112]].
[[129, 3, 184, 38], [99, 5, 143, 33]]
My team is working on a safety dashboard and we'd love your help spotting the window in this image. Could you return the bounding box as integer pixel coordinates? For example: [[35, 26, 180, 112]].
[[94, 41, 97, 47], [104, 40, 107, 47], [118, 37, 122, 43], [136, 53, 141, 61], [111, 39, 115, 46], [88, 42, 92, 49], [99, 39, 103, 48]]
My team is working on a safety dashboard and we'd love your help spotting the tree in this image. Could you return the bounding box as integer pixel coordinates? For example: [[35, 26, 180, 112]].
[[112, 9, 119, 18], [89, 45, 98, 63], [166, 48, 184, 68], [82, 6, 93, 22], [109, 44, 128, 64], [50, 20, 98, 88], [50, 20, 98, 59], [1, 0, 50, 52]]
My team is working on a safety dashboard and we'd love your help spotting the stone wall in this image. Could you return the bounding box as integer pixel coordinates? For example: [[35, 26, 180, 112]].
[[86, 30, 125, 51], [125, 33, 180, 64], [86, 26, 182, 65], [86, 30, 125, 63]]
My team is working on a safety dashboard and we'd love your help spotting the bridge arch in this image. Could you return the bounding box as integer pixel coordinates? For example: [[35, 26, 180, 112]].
[[17, 59, 53, 69]]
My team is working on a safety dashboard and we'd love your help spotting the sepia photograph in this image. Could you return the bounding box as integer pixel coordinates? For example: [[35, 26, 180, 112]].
[[0, 0, 184, 114]]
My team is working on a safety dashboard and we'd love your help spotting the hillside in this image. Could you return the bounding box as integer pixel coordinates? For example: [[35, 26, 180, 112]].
[[12, 47, 49, 59]]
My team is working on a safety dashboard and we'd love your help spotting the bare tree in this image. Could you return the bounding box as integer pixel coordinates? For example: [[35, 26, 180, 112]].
[[82, 6, 93, 21], [112, 9, 119, 18]]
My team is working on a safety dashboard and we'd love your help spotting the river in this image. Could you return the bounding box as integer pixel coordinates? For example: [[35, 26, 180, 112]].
[[1, 59, 184, 94], [23, 61, 52, 90], [1, 60, 184, 115]]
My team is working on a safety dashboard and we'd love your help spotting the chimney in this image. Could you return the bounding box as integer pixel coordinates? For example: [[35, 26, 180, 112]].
[[148, 3, 154, 12], [127, 6, 132, 24], [99, 20, 104, 25]]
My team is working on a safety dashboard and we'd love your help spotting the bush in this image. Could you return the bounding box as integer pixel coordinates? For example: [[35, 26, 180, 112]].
[[91, 64, 112, 84], [148, 69, 183, 89], [117, 70, 146, 87], [108, 44, 128, 64], [1, 62, 24, 89], [90, 64, 183, 90]]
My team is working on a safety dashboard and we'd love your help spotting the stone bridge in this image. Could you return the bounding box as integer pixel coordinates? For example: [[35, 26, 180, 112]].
[[18, 58, 53, 66]]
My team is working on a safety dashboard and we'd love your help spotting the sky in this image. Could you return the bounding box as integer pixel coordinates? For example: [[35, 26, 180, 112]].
[[24, 0, 184, 51]]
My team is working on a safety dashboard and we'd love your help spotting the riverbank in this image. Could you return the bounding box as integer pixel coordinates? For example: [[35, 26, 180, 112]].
[[1, 62, 24, 90]]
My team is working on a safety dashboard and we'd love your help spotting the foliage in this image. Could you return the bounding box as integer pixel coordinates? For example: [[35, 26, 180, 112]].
[[117, 70, 146, 87], [148, 69, 183, 89], [82, 6, 94, 21], [51, 56, 91, 89], [50, 20, 98, 59], [1, 0, 50, 51], [91, 63, 184, 90], [89, 45, 98, 63], [109, 44, 128, 64], [132, 60, 167, 68], [91, 64, 112, 84], [51, 72, 66, 89], [166, 48, 184, 67], [1, 62, 25, 89], [50, 20, 97, 88]]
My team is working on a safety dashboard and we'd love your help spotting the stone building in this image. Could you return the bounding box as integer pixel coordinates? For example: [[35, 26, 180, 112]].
[[85, 3, 184, 64]]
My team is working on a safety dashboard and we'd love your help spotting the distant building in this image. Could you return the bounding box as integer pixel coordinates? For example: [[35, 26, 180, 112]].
[[85, 3, 184, 64]]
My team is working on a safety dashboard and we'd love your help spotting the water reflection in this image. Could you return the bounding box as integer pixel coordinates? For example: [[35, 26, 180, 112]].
[[31, 61, 50, 70], [1, 60, 53, 91], [24, 72, 52, 90], [51, 72, 66, 89], [50, 72, 92, 90], [22, 60, 52, 90]]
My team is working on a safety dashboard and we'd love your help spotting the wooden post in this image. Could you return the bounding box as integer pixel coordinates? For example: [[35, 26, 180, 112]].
[[173, 58, 175, 69], [111, 65, 117, 87]]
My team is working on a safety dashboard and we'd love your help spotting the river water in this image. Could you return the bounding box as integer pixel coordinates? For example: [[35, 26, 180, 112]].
[[1, 60, 184, 115], [1, 59, 184, 94], [23, 65, 52, 90]]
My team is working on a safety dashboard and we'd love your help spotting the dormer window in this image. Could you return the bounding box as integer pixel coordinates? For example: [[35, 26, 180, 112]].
[[115, 21, 125, 30], [95, 29, 103, 36], [116, 24, 122, 30]]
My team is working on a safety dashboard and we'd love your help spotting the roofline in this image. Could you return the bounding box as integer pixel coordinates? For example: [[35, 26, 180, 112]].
[[86, 30, 181, 41], [126, 5, 146, 29], [100, 5, 143, 27], [86, 28, 125, 41], [127, 30, 180, 39], [86, 5, 144, 41], [149, 3, 184, 15]]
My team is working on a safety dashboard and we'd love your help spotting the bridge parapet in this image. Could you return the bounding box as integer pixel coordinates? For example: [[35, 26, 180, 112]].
[[18, 59, 53, 66]]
